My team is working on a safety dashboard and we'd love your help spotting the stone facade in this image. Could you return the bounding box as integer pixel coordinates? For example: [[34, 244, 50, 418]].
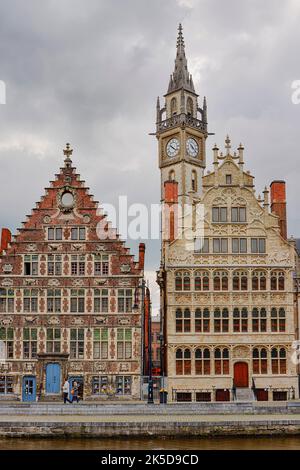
[[0, 145, 145, 401], [157, 25, 299, 402]]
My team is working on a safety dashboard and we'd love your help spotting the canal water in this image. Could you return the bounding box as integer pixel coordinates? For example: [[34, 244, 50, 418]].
[[1, 436, 300, 450]]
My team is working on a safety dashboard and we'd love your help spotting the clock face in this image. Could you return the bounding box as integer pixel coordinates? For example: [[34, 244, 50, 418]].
[[166, 138, 180, 157], [186, 138, 199, 157]]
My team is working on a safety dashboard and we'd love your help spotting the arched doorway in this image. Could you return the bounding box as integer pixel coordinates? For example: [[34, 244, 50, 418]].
[[234, 362, 249, 387]]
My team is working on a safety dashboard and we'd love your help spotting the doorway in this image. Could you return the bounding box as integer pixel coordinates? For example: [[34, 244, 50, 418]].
[[46, 363, 61, 394], [234, 362, 249, 387], [22, 376, 36, 401]]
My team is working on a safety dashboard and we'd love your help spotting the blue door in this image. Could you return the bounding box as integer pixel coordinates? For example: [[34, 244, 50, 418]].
[[22, 376, 36, 402], [46, 363, 61, 394]]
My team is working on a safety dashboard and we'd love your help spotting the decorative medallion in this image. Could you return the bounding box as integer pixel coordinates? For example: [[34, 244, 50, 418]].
[[120, 264, 131, 273], [47, 316, 60, 326], [2, 264, 13, 274], [1, 278, 13, 287], [43, 215, 51, 224]]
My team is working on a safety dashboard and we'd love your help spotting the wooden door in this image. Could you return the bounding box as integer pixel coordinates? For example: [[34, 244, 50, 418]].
[[234, 362, 249, 387]]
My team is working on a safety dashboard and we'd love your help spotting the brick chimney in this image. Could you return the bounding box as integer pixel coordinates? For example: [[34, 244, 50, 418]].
[[270, 181, 287, 240], [163, 181, 178, 241], [0, 228, 11, 253], [138, 243, 145, 271]]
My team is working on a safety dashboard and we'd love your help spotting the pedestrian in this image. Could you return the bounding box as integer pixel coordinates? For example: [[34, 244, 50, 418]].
[[62, 378, 71, 404], [72, 380, 79, 403]]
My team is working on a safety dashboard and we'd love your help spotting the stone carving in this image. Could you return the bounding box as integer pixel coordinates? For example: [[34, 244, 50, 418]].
[[119, 280, 132, 287], [43, 215, 51, 224], [72, 279, 84, 287], [69, 362, 83, 371], [72, 244, 84, 251], [120, 264, 131, 273], [48, 244, 62, 251], [47, 316, 60, 326], [1, 278, 13, 287], [95, 362, 107, 372], [94, 316, 108, 325], [269, 250, 291, 265], [118, 318, 130, 325], [24, 279, 38, 286], [2, 264, 13, 273], [233, 346, 249, 358], [48, 279, 61, 287], [0, 317, 13, 326], [71, 317, 84, 326], [96, 244, 106, 252], [119, 363, 129, 372], [83, 215, 91, 223], [24, 363, 35, 372], [27, 244, 37, 252], [94, 279, 107, 286], [24, 316, 37, 325]]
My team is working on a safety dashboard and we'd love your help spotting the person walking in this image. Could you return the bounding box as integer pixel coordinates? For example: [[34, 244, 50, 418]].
[[62, 378, 71, 404]]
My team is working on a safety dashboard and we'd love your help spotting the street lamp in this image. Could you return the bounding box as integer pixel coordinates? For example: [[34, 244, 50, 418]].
[[133, 281, 154, 404]]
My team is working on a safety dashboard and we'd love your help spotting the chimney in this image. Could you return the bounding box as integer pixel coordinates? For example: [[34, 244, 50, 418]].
[[0, 228, 11, 253], [138, 243, 145, 271], [270, 181, 287, 240], [163, 181, 178, 242]]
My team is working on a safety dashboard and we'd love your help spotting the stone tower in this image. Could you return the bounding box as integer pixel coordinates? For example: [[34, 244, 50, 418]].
[[156, 24, 208, 210]]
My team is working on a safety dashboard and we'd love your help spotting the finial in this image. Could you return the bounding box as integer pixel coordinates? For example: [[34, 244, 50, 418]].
[[177, 23, 185, 53], [225, 135, 231, 155], [63, 142, 73, 167]]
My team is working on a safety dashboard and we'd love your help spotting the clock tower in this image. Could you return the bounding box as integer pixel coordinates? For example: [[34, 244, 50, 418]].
[[156, 24, 208, 210]]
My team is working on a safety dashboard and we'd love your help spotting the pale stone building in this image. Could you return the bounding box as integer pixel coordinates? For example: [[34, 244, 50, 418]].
[[157, 25, 299, 402]]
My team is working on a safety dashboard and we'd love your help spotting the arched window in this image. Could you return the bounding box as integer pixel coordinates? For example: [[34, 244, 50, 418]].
[[233, 308, 248, 332], [271, 347, 286, 374], [233, 271, 248, 291], [176, 308, 191, 333], [183, 272, 191, 291], [175, 272, 182, 291], [191, 170, 197, 192], [252, 308, 267, 332], [213, 271, 228, 291], [176, 348, 191, 375], [195, 308, 210, 333], [169, 170, 175, 181], [171, 97, 177, 116], [252, 271, 267, 291], [194, 271, 209, 291], [186, 97, 193, 116], [195, 348, 210, 375], [214, 308, 229, 333], [252, 347, 268, 374], [214, 347, 229, 375], [271, 271, 285, 291], [271, 308, 286, 332]]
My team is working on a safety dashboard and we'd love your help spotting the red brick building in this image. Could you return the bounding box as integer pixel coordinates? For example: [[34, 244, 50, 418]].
[[0, 144, 145, 401]]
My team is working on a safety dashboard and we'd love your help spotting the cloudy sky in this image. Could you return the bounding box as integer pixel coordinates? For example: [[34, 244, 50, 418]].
[[0, 0, 299, 315]]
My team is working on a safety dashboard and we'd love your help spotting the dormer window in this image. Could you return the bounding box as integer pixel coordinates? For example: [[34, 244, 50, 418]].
[[48, 227, 62, 241], [71, 227, 86, 241]]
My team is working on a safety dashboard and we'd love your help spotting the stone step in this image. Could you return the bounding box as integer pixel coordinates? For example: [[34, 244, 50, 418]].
[[235, 388, 255, 402]]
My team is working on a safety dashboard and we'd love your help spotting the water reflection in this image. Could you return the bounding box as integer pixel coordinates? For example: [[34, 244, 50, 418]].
[[0, 436, 300, 450]]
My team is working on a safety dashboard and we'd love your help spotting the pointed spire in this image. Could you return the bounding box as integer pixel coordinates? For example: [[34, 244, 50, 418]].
[[167, 24, 195, 94], [63, 142, 73, 168], [225, 135, 231, 155], [176, 23, 185, 56]]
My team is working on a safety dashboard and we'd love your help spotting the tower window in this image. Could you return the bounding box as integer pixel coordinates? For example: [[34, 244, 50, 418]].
[[186, 97, 193, 116], [171, 97, 177, 116], [191, 170, 197, 191], [226, 174, 232, 184], [169, 170, 175, 181]]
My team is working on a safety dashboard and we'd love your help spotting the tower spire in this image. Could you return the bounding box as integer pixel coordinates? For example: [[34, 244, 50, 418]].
[[167, 23, 195, 94]]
